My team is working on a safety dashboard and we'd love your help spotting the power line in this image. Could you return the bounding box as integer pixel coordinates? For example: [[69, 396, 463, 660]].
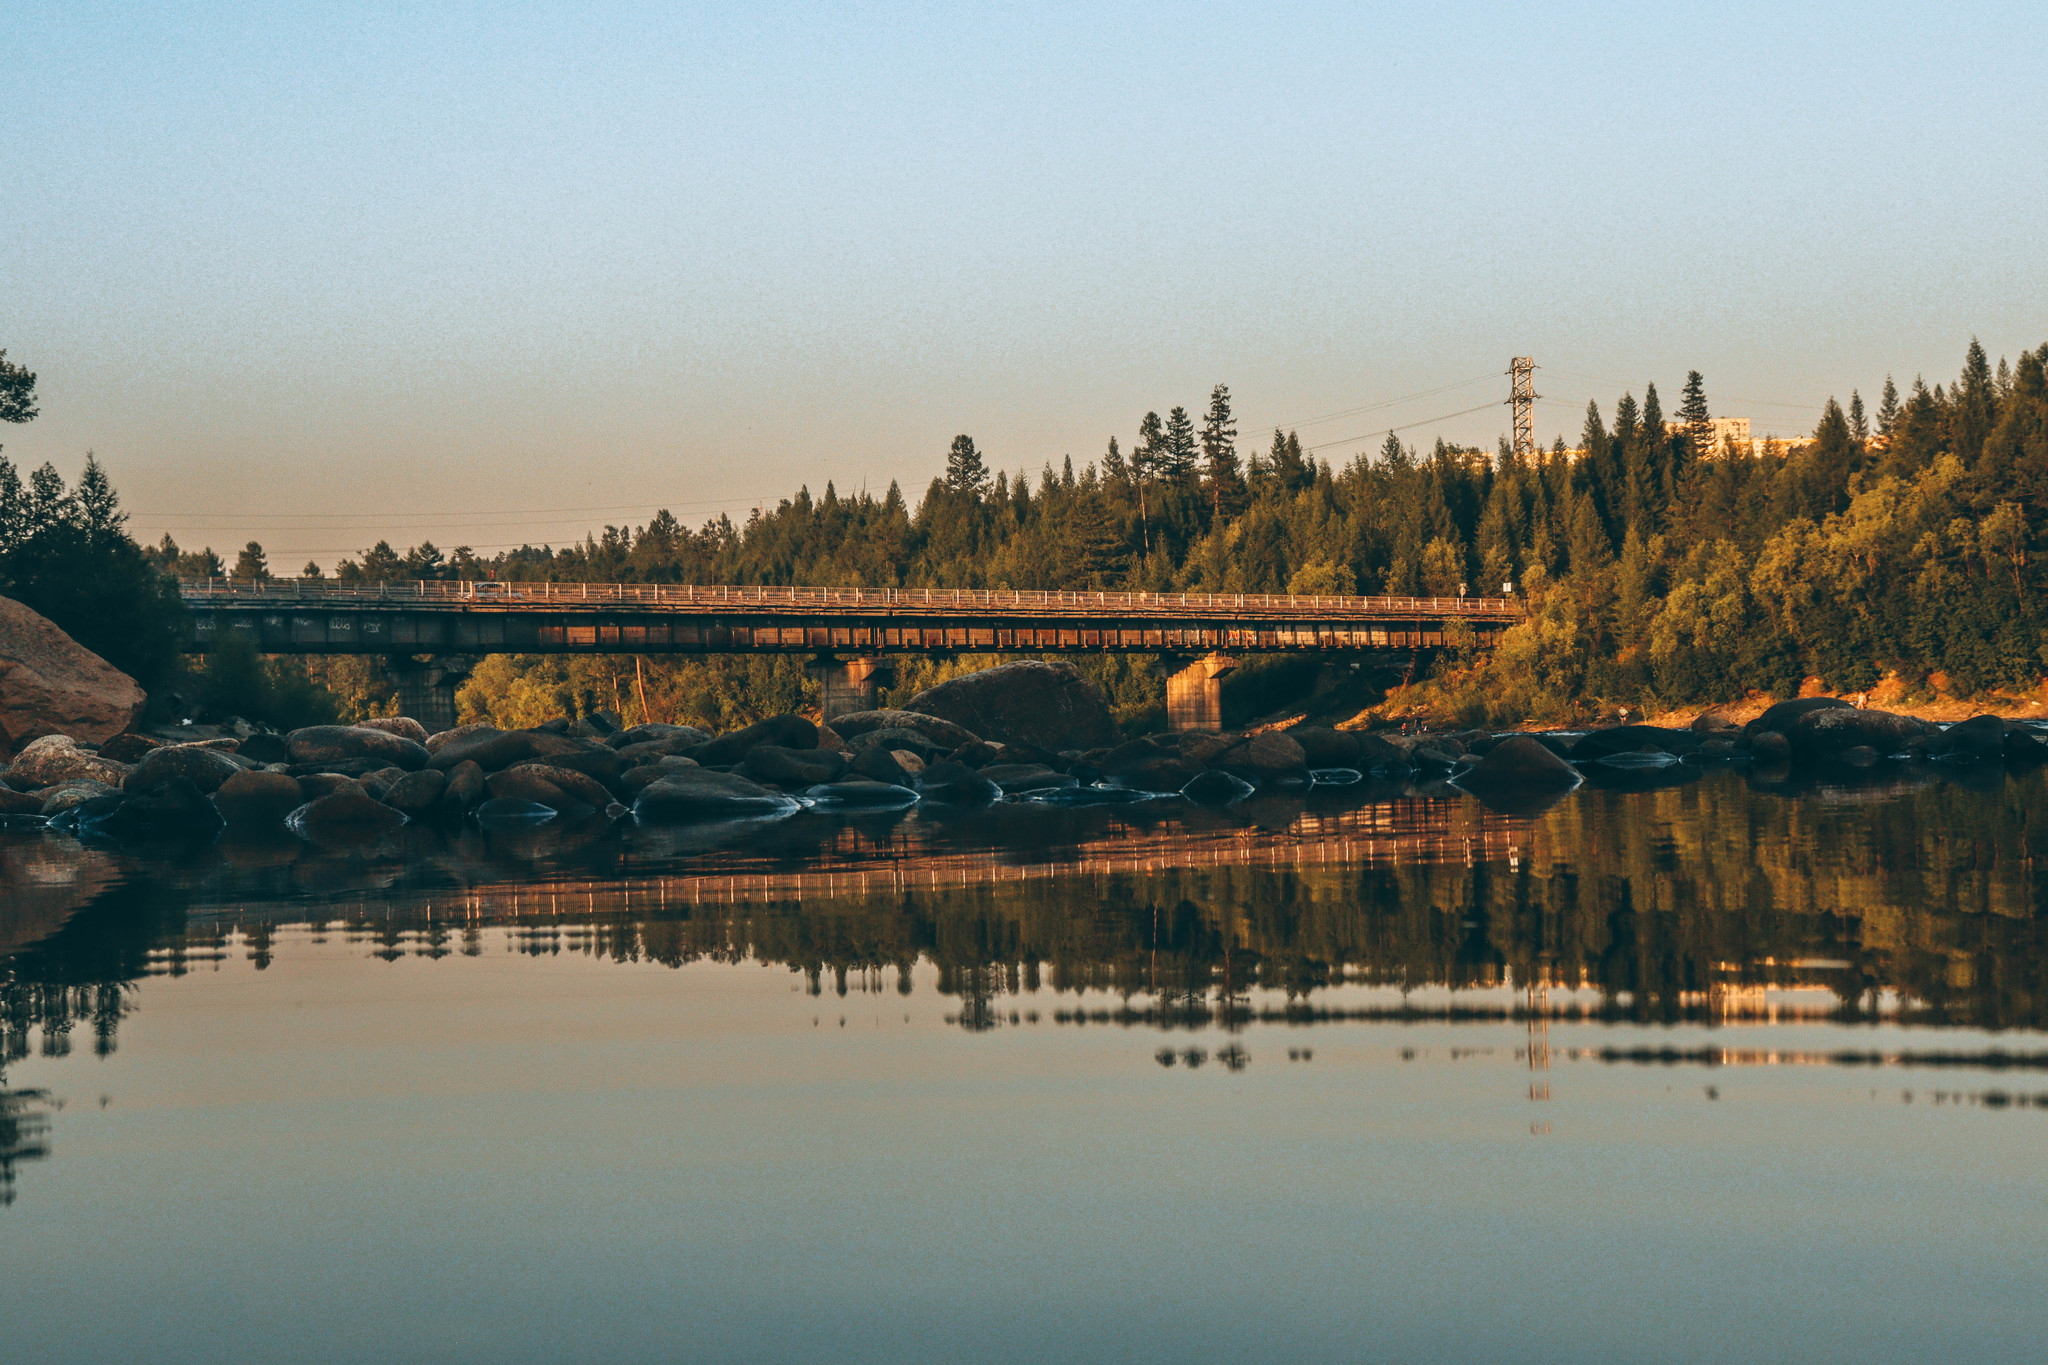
[[1274, 372, 1502, 431], [1301, 400, 1505, 454]]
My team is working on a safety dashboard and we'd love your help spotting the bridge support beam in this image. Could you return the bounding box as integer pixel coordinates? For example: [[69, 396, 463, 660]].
[[1166, 653, 1236, 733], [384, 654, 476, 732], [809, 655, 892, 723]]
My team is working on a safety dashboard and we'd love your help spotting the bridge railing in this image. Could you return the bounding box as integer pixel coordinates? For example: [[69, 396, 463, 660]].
[[176, 578, 1523, 617]]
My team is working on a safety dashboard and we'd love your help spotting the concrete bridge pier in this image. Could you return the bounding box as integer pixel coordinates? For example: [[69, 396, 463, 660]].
[[384, 654, 476, 732], [809, 655, 893, 723], [1166, 652, 1236, 732]]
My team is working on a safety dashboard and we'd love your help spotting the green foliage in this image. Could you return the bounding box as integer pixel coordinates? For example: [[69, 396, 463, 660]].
[[194, 633, 342, 729]]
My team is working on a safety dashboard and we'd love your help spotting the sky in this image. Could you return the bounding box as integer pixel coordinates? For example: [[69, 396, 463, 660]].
[[3, 1, 2044, 571]]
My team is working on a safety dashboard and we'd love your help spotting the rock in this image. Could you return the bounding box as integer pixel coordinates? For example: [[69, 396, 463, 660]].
[[428, 727, 593, 773], [739, 745, 848, 788], [1459, 736, 1583, 790], [212, 770, 307, 827], [358, 716, 431, 744], [2005, 728, 2048, 762], [904, 662, 1114, 750], [1697, 738, 1739, 759], [97, 733, 162, 764], [97, 778, 229, 840], [438, 760, 486, 814], [1750, 730, 1792, 761], [513, 747, 625, 791], [359, 766, 410, 801], [604, 722, 712, 751], [1690, 711, 1740, 734], [499, 763, 614, 811], [1100, 737, 1206, 791], [288, 791, 406, 837], [849, 746, 917, 786], [38, 781, 119, 816], [295, 773, 367, 801], [235, 733, 292, 765], [287, 725, 431, 772], [1741, 697, 1855, 746], [633, 769, 801, 822], [587, 709, 622, 735], [814, 723, 849, 754], [0, 787, 44, 815], [976, 763, 1075, 794], [0, 595, 148, 754], [888, 750, 927, 777], [1213, 732, 1310, 788], [425, 721, 498, 754], [1410, 746, 1457, 769], [382, 768, 448, 815], [1286, 728, 1366, 769], [916, 760, 1002, 805], [1181, 769, 1255, 805], [618, 765, 667, 797], [1837, 745, 1881, 768], [6, 734, 132, 789], [286, 758, 395, 779], [685, 714, 818, 766], [473, 797, 558, 825], [847, 727, 947, 759], [485, 767, 577, 812], [827, 709, 980, 749], [613, 734, 713, 767], [803, 777, 922, 809], [945, 739, 1004, 769], [1786, 708, 1935, 764], [1353, 732, 1412, 772], [1570, 725, 1699, 761], [1926, 714, 2008, 762]]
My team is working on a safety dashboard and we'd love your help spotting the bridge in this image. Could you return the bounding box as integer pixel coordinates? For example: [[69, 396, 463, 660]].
[[176, 578, 1522, 730]]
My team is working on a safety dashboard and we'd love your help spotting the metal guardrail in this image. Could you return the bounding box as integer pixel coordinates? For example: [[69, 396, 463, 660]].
[[176, 577, 1523, 618]]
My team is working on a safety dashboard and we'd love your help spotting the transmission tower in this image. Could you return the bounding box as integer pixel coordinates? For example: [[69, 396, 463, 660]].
[[1507, 357, 1538, 462]]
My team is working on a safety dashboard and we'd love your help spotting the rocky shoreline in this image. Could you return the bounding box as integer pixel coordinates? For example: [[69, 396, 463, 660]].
[[1, 662, 2042, 848]]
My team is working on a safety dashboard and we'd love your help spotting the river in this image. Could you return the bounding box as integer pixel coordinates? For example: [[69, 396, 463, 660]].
[[2, 763, 2044, 1362]]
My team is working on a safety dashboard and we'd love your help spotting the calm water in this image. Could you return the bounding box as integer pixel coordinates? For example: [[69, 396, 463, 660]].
[[4, 763, 2047, 1363]]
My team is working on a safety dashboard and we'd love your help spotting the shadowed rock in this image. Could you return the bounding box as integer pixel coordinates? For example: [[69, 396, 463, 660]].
[[1458, 736, 1584, 791], [0, 595, 147, 753], [1786, 708, 1934, 763], [288, 725, 431, 772], [359, 716, 431, 744], [633, 769, 801, 822], [381, 768, 448, 815], [740, 745, 847, 787], [905, 662, 1114, 750], [212, 770, 306, 827], [1214, 732, 1310, 788], [827, 709, 980, 749], [685, 714, 818, 766], [1182, 769, 1255, 805], [1926, 714, 2007, 762]]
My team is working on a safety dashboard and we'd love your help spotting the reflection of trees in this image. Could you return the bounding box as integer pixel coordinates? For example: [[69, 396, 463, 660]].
[[0, 1075, 52, 1206]]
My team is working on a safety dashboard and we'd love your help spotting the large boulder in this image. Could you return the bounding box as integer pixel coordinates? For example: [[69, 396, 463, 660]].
[[38, 780, 120, 816], [827, 709, 980, 750], [685, 714, 818, 767], [82, 777, 225, 841], [288, 790, 406, 838], [632, 769, 800, 822], [1099, 738, 1206, 791], [212, 770, 307, 828], [358, 716, 431, 745], [6, 734, 132, 789], [438, 759, 486, 815], [1212, 732, 1310, 788], [740, 745, 847, 788], [1459, 736, 1583, 790], [849, 745, 918, 787], [1925, 714, 2008, 763], [1786, 708, 1935, 764], [0, 596, 148, 755], [604, 722, 711, 751], [1741, 697, 1854, 747], [903, 662, 1114, 751], [287, 725, 431, 772], [381, 768, 448, 815], [127, 743, 247, 794], [494, 763, 614, 811], [427, 727, 591, 774], [1286, 728, 1367, 769]]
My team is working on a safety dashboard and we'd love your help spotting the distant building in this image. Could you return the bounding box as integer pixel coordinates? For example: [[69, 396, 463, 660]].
[[1666, 416, 1752, 455]]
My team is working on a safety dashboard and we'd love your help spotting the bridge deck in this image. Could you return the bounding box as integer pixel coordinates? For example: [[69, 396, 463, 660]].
[[177, 579, 1522, 655]]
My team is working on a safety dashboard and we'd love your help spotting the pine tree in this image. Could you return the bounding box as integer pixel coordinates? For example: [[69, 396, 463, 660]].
[[0, 457, 22, 551], [1133, 411, 1166, 550], [0, 349, 36, 428], [1100, 435, 1128, 488], [1848, 390, 1868, 442], [944, 434, 989, 498], [233, 541, 273, 581], [1199, 384, 1246, 518], [1876, 375, 1901, 440], [1161, 406, 1198, 486], [74, 454, 124, 540], [1678, 370, 1713, 461]]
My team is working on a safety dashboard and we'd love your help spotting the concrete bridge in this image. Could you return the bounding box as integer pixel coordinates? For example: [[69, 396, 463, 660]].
[[177, 578, 1522, 730]]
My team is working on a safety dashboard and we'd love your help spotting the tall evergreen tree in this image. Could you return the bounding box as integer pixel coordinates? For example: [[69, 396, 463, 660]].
[[1199, 384, 1246, 518], [1161, 406, 1198, 486], [233, 541, 273, 581], [1876, 375, 1901, 441], [944, 434, 989, 498], [1677, 370, 1713, 461], [1848, 390, 1868, 442]]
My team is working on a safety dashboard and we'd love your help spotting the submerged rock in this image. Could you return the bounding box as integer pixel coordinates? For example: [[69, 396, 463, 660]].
[[212, 769, 306, 827], [1458, 736, 1583, 791], [287, 790, 406, 837], [632, 769, 801, 822], [803, 778, 922, 809], [1926, 714, 2007, 762], [915, 760, 1002, 805], [1182, 769, 1256, 805], [1213, 732, 1310, 788]]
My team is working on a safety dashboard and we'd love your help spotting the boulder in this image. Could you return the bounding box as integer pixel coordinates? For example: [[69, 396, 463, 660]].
[[428, 727, 592, 773], [613, 734, 711, 767], [499, 763, 614, 811], [1837, 746, 1881, 768], [0, 787, 44, 815], [1100, 738, 1205, 792], [1785, 708, 1935, 764], [685, 714, 818, 766], [1690, 711, 1740, 734], [1926, 714, 2008, 762], [438, 759, 486, 814], [1287, 728, 1367, 769], [1750, 729, 1792, 761], [6, 734, 132, 789], [287, 725, 431, 772], [803, 777, 922, 809], [903, 662, 1114, 750], [358, 716, 431, 744], [485, 768, 577, 812], [127, 743, 248, 796], [381, 768, 448, 815], [38, 781, 119, 816], [1181, 769, 1255, 805], [826, 709, 981, 749], [2005, 728, 2048, 762], [425, 722, 498, 754], [847, 726, 946, 759], [849, 746, 918, 787], [235, 733, 292, 765], [889, 750, 927, 777], [632, 769, 801, 822], [82, 777, 225, 841], [286, 757, 395, 779], [512, 747, 625, 791], [295, 773, 367, 801], [604, 722, 712, 751], [975, 763, 1075, 794], [1459, 736, 1583, 790], [359, 766, 410, 801], [740, 745, 847, 788], [0, 596, 148, 754], [916, 760, 1002, 805], [945, 739, 1004, 770], [1212, 732, 1310, 788], [288, 791, 406, 837], [1570, 725, 1700, 761], [1741, 697, 1854, 746], [618, 765, 667, 797], [814, 723, 850, 754], [212, 770, 307, 828], [97, 733, 163, 764]]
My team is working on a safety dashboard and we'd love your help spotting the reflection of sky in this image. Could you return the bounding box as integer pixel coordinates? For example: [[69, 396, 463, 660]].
[[3, 935, 2042, 1364]]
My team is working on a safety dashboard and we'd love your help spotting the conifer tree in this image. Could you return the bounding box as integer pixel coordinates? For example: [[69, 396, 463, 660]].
[[1161, 406, 1198, 486], [945, 434, 989, 498], [1876, 375, 1901, 440], [1133, 411, 1165, 549], [1848, 391, 1868, 443], [233, 541, 273, 581], [1678, 370, 1713, 462], [0, 349, 35, 429], [1199, 384, 1246, 518]]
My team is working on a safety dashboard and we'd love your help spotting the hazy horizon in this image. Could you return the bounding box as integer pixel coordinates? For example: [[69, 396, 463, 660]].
[[5, 1, 2044, 570]]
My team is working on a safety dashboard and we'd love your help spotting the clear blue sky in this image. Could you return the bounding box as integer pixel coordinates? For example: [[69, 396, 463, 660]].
[[4, 1, 2044, 568]]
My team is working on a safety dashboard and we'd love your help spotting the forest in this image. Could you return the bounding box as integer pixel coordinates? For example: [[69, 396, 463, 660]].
[[13, 338, 2048, 731]]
